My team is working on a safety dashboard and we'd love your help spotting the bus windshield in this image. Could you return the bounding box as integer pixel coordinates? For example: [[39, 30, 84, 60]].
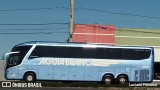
[[5, 45, 32, 68]]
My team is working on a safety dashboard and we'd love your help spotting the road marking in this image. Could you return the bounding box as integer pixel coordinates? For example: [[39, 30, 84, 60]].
[[116, 36, 160, 39], [153, 80, 160, 81]]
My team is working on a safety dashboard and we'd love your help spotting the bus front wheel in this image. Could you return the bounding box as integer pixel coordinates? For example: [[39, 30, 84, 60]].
[[24, 73, 36, 82]]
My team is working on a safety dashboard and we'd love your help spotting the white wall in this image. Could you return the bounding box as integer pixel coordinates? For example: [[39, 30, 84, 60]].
[[154, 47, 160, 62]]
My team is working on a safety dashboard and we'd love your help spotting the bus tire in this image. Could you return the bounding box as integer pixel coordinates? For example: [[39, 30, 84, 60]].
[[117, 75, 128, 85], [102, 75, 114, 85], [24, 73, 36, 82]]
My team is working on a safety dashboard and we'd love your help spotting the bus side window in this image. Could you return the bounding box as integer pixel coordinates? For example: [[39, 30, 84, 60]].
[[29, 46, 52, 59], [51, 46, 68, 58]]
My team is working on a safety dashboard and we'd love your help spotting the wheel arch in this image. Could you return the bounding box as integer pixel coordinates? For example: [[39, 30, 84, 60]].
[[102, 73, 115, 81], [23, 71, 37, 80]]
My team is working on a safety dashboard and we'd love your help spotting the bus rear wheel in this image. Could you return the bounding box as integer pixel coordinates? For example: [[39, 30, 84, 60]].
[[102, 75, 114, 85], [24, 73, 36, 82], [117, 75, 128, 85]]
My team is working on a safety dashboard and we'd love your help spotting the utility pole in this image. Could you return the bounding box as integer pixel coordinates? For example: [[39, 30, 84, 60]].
[[69, 0, 74, 42]]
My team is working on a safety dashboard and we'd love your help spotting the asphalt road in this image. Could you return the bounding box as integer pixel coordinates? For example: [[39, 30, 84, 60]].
[[0, 87, 160, 90]]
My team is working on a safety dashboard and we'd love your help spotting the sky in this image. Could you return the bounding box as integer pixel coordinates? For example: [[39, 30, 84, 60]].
[[0, 0, 160, 58]]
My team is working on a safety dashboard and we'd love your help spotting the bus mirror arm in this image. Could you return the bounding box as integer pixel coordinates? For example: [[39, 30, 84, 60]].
[[2, 53, 9, 60], [3, 51, 19, 60], [2, 54, 5, 60]]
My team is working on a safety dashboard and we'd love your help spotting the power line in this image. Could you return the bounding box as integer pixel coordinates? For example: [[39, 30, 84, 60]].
[[0, 7, 160, 20], [0, 23, 69, 26], [0, 28, 69, 31], [0, 7, 69, 11], [1, 28, 159, 35], [0, 32, 68, 34], [77, 7, 160, 19]]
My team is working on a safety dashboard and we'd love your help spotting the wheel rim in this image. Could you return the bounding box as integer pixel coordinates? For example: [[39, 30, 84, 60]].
[[118, 76, 127, 84], [27, 75, 33, 81], [104, 77, 112, 84], [120, 77, 126, 83]]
